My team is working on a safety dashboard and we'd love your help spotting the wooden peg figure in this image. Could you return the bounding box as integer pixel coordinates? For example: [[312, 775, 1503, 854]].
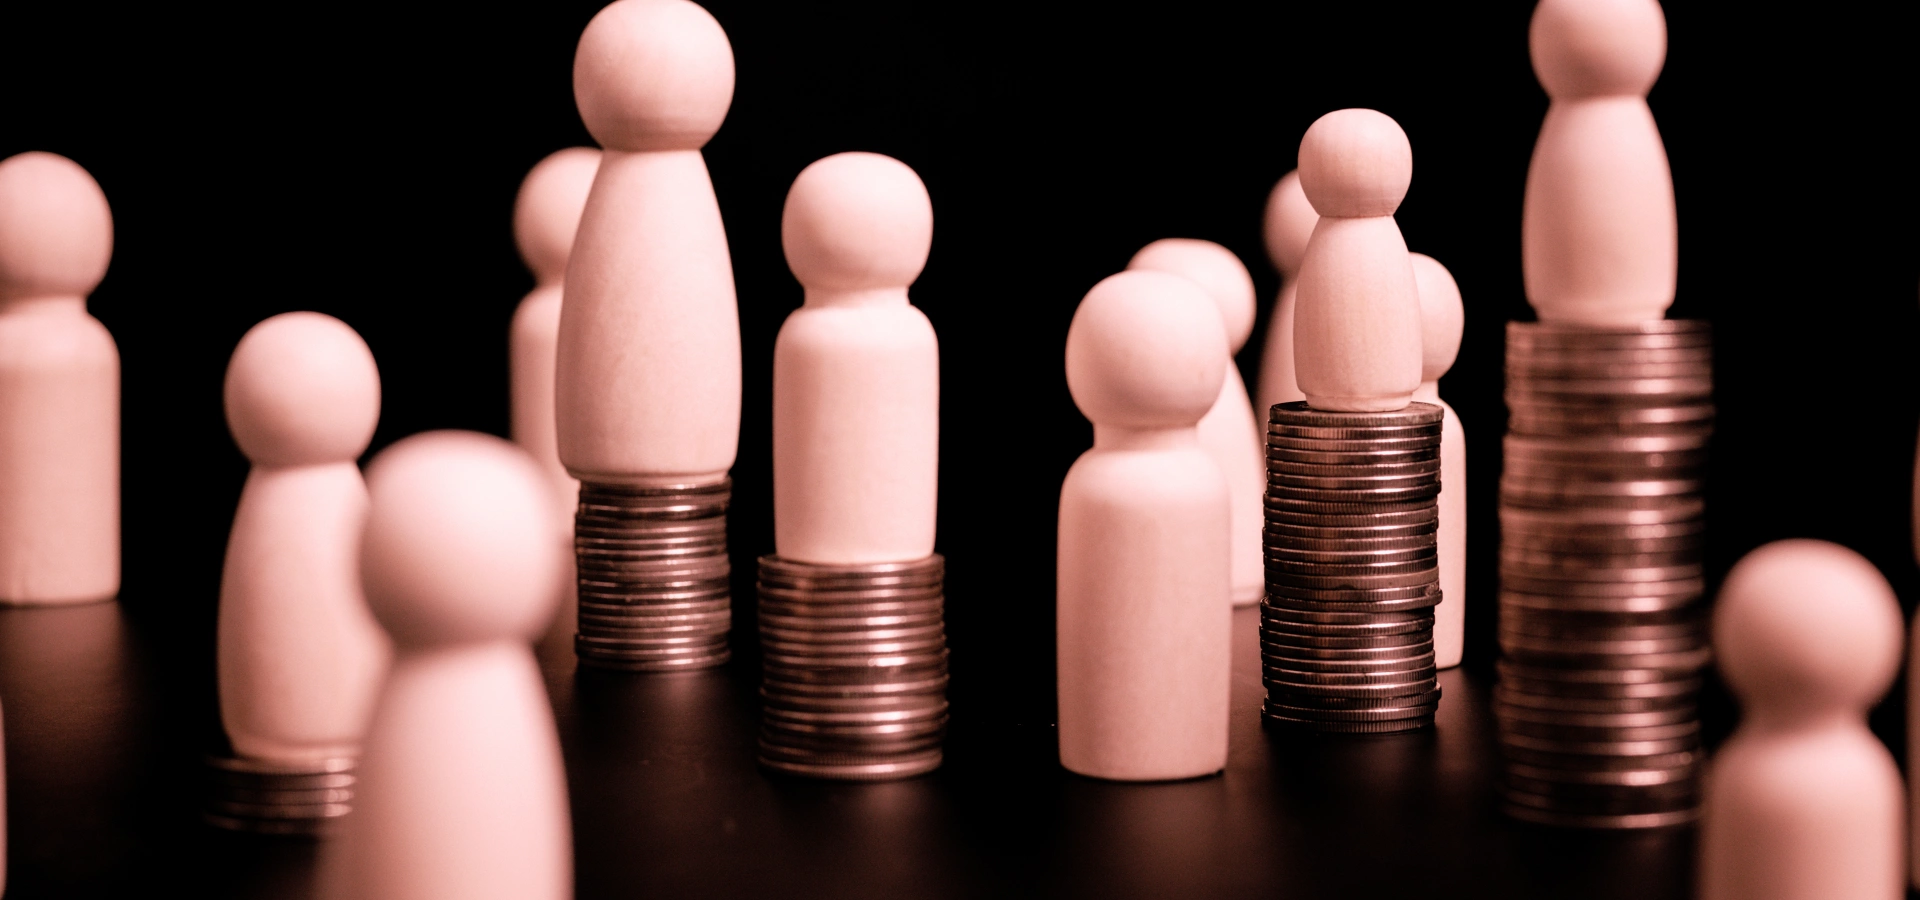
[[1411, 253, 1466, 669], [321, 432, 570, 900], [0, 151, 119, 605], [1256, 170, 1317, 417], [775, 152, 939, 564], [1700, 540, 1904, 900], [511, 147, 600, 526], [1523, 0, 1676, 325], [1292, 110, 1422, 412], [557, 0, 740, 488], [1057, 270, 1231, 782], [1126, 239, 1264, 607], [219, 312, 390, 765]]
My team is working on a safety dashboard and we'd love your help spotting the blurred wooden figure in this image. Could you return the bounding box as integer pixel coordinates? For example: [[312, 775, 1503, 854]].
[[1057, 270, 1231, 781], [1411, 253, 1466, 669], [1256, 170, 1316, 418], [0, 151, 119, 605], [1127, 239, 1263, 606], [1700, 540, 1904, 900], [511, 147, 600, 527]]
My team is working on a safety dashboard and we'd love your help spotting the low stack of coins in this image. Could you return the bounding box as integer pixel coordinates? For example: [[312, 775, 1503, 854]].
[[1495, 320, 1712, 829], [574, 479, 733, 671], [756, 555, 948, 780], [202, 755, 354, 836], [1261, 401, 1445, 734]]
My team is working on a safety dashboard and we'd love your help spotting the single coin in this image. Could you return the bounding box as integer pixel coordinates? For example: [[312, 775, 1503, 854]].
[[1494, 702, 1697, 729], [1263, 639, 1437, 662], [1266, 582, 1440, 604], [758, 611, 944, 633], [1268, 567, 1437, 591], [1261, 650, 1437, 673], [758, 620, 945, 642], [1265, 688, 1442, 711], [1506, 359, 1712, 380], [1264, 531, 1436, 552], [1262, 700, 1439, 723], [1499, 476, 1703, 499], [1497, 572, 1705, 598], [1262, 629, 1435, 651], [1499, 783, 1699, 818], [1498, 611, 1703, 640], [1267, 446, 1442, 466], [1267, 557, 1439, 579], [1500, 533, 1703, 557], [1496, 729, 1698, 757], [1262, 618, 1433, 639], [1268, 483, 1443, 506], [1500, 802, 1699, 831], [1261, 604, 1436, 627], [1265, 507, 1439, 529], [1499, 548, 1704, 572], [1260, 710, 1434, 734], [1494, 689, 1695, 716], [576, 648, 731, 672], [1502, 755, 1700, 786], [1497, 675, 1702, 703], [762, 703, 951, 728], [757, 750, 943, 782], [1266, 544, 1437, 563], [1498, 503, 1705, 528], [1497, 590, 1703, 618], [1263, 675, 1440, 697]]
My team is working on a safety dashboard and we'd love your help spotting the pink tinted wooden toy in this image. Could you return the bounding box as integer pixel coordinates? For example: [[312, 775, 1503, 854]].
[[774, 152, 939, 564], [1410, 253, 1467, 669], [0, 151, 119, 605], [1126, 238, 1264, 607], [1256, 170, 1316, 417], [557, 0, 739, 487], [321, 432, 569, 900], [1700, 540, 1904, 900], [1058, 269, 1231, 782], [511, 147, 600, 526], [219, 312, 390, 764], [1293, 110, 1421, 413], [1523, 0, 1676, 325]]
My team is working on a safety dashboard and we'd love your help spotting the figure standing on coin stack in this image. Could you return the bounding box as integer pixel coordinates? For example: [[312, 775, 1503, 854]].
[[1256, 170, 1316, 418], [1259, 108, 1443, 735], [1411, 254, 1468, 670], [211, 313, 391, 835], [511, 147, 600, 528], [0, 151, 120, 606], [556, 0, 741, 671], [1127, 239, 1265, 607], [760, 152, 948, 781], [1057, 269, 1231, 781], [1494, 0, 1710, 829]]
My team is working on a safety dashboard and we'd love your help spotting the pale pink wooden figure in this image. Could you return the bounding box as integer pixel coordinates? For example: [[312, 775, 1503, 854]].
[[219, 313, 391, 764], [1058, 270, 1231, 782], [775, 152, 939, 564], [1126, 239, 1263, 607], [0, 151, 119, 605], [1410, 253, 1466, 669], [511, 147, 600, 526], [1293, 110, 1421, 413], [321, 432, 569, 900], [1701, 540, 1904, 900], [1523, 0, 1675, 325], [1255, 170, 1317, 418], [557, 0, 739, 487]]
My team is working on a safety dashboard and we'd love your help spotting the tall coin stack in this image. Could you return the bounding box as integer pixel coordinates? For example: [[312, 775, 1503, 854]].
[[757, 555, 948, 780], [1261, 401, 1445, 734], [573, 479, 733, 671], [1495, 320, 1712, 829], [202, 754, 355, 836]]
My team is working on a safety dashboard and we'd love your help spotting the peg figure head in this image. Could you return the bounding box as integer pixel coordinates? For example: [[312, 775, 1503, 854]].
[[1297, 109, 1413, 219], [574, 0, 736, 152], [225, 312, 381, 468], [1530, 0, 1667, 100], [0, 151, 113, 302], [782, 152, 933, 295], [1411, 253, 1464, 382], [1262, 170, 1316, 280], [514, 147, 602, 285], [1065, 270, 1227, 431], [1127, 239, 1256, 354]]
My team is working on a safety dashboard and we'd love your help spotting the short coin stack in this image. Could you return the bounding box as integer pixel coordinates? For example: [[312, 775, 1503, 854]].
[[574, 479, 733, 671], [1495, 320, 1712, 829], [1261, 401, 1445, 734], [756, 554, 949, 781], [202, 754, 355, 836]]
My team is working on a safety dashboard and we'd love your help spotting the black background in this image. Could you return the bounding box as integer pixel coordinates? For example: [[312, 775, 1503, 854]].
[[2, 1, 1917, 896]]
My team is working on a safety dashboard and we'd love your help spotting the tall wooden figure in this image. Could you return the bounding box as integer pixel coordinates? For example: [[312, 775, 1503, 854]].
[[511, 147, 600, 527], [1700, 540, 1904, 900], [322, 432, 570, 900], [1411, 253, 1466, 669], [0, 151, 119, 605], [1057, 270, 1231, 781], [1255, 170, 1316, 418], [1127, 239, 1263, 607]]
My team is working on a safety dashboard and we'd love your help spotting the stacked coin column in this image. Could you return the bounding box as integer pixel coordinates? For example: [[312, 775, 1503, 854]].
[[1261, 402, 1445, 733], [573, 480, 733, 670], [1494, 320, 1713, 829], [203, 755, 355, 836]]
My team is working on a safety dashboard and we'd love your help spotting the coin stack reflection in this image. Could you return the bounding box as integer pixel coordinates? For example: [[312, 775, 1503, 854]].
[[1261, 402, 1444, 733], [757, 555, 948, 779], [1495, 320, 1712, 829], [573, 480, 732, 671], [203, 755, 354, 836]]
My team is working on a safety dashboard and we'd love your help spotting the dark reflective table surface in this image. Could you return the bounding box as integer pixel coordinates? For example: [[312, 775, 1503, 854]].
[[0, 602, 1700, 899]]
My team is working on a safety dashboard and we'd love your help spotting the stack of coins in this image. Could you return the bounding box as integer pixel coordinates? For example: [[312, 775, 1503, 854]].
[[1495, 320, 1712, 829], [1261, 401, 1445, 734], [574, 479, 733, 671], [756, 555, 948, 781], [202, 755, 354, 836]]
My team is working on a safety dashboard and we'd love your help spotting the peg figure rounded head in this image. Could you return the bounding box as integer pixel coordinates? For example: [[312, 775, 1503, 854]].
[[225, 312, 381, 468], [0, 151, 114, 302], [1297, 109, 1413, 219], [573, 0, 736, 153], [1411, 252, 1464, 382], [782, 152, 933, 294], [360, 432, 564, 650], [514, 147, 602, 284], [1066, 270, 1228, 431], [1530, 0, 1666, 100], [1127, 239, 1257, 354], [1714, 539, 1902, 718], [1262, 170, 1317, 280]]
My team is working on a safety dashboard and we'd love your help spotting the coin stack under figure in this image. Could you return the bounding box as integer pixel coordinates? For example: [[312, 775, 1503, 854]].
[[203, 756, 356, 836], [1260, 110, 1441, 734], [572, 481, 733, 670]]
